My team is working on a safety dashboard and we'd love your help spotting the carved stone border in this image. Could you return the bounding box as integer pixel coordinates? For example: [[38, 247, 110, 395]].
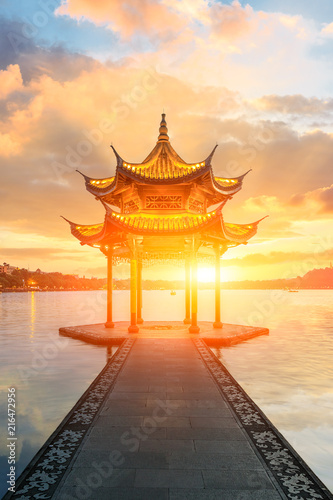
[[193, 338, 333, 500], [4, 338, 135, 500]]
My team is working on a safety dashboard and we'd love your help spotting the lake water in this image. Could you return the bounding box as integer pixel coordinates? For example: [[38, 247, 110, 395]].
[[0, 289, 332, 495]]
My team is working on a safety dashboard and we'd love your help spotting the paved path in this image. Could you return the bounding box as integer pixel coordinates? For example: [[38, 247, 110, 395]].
[[54, 338, 284, 499]]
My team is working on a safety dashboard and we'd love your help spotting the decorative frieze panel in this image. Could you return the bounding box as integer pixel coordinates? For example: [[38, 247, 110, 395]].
[[124, 199, 140, 213], [189, 197, 204, 213], [146, 195, 182, 209]]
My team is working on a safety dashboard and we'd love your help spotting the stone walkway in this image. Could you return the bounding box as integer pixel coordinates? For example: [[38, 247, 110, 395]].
[[8, 337, 332, 500], [54, 338, 284, 499]]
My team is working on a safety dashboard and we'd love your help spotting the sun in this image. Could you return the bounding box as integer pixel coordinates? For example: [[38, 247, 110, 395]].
[[197, 266, 216, 283]]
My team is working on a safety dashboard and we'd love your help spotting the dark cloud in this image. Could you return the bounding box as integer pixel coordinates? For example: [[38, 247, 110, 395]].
[[0, 16, 100, 83], [289, 185, 333, 214], [256, 94, 333, 116]]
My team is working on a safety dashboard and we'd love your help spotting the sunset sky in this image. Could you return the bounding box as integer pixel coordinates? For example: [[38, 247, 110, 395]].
[[1, 0, 333, 281]]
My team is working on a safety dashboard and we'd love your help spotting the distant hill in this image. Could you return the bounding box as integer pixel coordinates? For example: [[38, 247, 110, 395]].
[[301, 267, 333, 289]]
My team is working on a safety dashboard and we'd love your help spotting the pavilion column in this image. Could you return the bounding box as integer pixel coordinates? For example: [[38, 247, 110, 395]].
[[137, 260, 143, 324], [213, 245, 223, 329], [128, 254, 139, 333], [189, 253, 200, 334], [183, 257, 191, 324], [105, 250, 114, 328]]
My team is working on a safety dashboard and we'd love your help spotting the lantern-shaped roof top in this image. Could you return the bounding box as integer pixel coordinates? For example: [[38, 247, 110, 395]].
[[77, 114, 251, 207]]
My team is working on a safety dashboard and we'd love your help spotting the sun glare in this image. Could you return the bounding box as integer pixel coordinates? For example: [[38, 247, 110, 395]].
[[197, 266, 216, 283]]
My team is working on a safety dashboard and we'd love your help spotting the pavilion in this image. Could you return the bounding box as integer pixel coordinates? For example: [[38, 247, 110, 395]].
[[63, 114, 265, 333]]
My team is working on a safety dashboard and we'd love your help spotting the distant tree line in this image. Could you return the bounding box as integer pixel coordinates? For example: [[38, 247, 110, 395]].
[[1, 266, 332, 291], [0, 269, 106, 291]]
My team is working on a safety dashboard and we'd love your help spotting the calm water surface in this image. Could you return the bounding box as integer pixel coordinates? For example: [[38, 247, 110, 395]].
[[0, 289, 332, 495]]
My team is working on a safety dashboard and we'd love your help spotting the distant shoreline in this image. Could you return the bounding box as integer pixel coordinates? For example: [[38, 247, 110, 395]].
[[1, 288, 332, 293]]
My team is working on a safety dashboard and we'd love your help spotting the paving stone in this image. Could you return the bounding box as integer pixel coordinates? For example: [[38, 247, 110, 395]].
[[103, 400, 148, 409], [162, 392, 222, 400], [202, 470, 275, 489], [94, 415, 143, 427], [185, 399, 228, 408], [167, 451, 261, 470], [194, 439, 254, 454], [87, 426, 168, 445], [190, 416, 239, 428], [58, 467, 135, 488], [134, 469, 204, 488], [141, 415, 192, 428], [107, 392, 154, 401], [139, 439, 195, 453], [146, 399, 187, 408], [100, 406, 172, 416], [55, 486, 169, 500], [169, 489, 283, 500], [72, 450, 169, 469], [113, 385, 150, 392], [163, 407, 233, 417], [166, 427, 247, 441]]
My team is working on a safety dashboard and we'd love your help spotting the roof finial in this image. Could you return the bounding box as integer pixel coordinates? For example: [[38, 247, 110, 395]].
[[158, 113, 169, 142]]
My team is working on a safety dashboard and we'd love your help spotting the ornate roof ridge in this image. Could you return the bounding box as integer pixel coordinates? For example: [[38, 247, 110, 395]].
[[222, 215, 268, 242], [62, 200, 266, 243], [212, 169, 252, 194], [61, 215, 107, 243], [109, 114, 217, 181]]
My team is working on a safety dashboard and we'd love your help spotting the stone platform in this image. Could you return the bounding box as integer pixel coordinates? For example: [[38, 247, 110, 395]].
[[6, 335, 333, 499], [59, 321, 269, 346]]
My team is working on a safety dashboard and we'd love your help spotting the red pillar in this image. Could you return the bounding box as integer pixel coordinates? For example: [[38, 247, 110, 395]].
[[137, 260, 143, 324], [183, 257, 191, 324], [128, 257, 139, 333], [213, 245, 223, 328], [105, 250, 114, 328], [189, 254, 200, 334]]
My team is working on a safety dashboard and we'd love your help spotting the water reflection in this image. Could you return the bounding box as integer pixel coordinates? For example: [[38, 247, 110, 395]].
[[0, 290, 332, 495], [30, 291, 35, 340], [0, 292, 110, 498]]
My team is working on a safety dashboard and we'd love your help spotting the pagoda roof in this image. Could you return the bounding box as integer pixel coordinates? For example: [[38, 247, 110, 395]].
[[78, 114, 249, 206], [112, 113, 216, 182], [62, 202, 266, 248]]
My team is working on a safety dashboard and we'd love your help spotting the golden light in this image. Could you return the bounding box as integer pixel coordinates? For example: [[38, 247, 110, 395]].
[[197, 266, 216, 283], [30, 291, 35, 340]]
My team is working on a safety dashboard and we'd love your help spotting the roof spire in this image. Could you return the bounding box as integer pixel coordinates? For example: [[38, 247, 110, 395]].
[[158, 113, 169, 142]]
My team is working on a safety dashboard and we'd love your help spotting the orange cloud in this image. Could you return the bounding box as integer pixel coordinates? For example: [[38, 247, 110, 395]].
[[241, 183, 333, 223], [209, 0, 255, 42], [56, 0, 185, 39], [0, 132, 21, 157], [253, 94, 333, 115], [289, 185, 333, 214], [0, 64, 23, 100]]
